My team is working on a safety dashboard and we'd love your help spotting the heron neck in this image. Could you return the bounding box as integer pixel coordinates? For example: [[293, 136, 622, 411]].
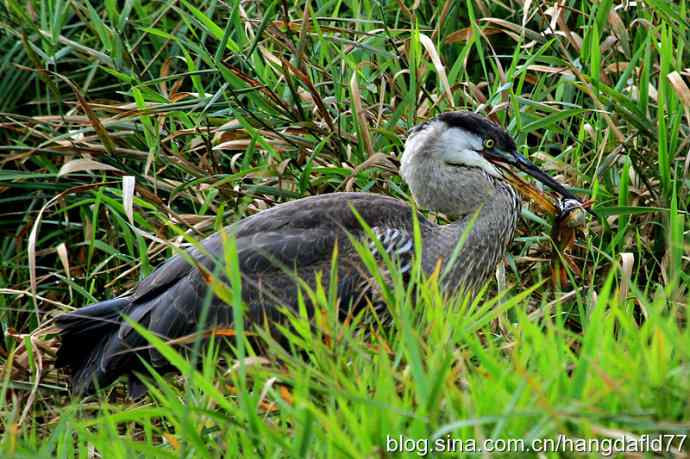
[[427, 180, 520, 293]]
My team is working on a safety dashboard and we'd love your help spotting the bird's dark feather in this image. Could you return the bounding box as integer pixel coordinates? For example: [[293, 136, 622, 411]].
[[55, 192, 430, 394], [437, 112, 516, 152]]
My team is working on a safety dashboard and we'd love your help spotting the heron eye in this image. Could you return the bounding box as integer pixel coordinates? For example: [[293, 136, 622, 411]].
[[483, 138, 495, 149]]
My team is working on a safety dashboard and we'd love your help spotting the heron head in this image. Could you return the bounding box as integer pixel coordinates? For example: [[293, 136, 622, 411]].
[[400, 111, 584, 215]]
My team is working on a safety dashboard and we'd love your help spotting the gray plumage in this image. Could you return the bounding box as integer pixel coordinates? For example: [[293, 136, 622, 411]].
[[55, 111, 580, 395]]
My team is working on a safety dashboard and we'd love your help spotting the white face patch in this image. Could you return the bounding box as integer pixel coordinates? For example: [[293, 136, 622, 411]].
[[402, 121, 502, 181], [437, 127, 501, 177]]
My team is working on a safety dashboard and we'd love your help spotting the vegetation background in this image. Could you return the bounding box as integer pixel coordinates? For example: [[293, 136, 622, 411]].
[[1, 0, 689, 457]]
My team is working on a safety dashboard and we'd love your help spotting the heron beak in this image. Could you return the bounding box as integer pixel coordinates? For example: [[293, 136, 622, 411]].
[[486, 148, 578, 200], [486, 147, 596, 217]]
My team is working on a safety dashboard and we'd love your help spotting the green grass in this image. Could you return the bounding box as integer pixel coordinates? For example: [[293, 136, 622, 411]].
[[1, 0, 689, 457]]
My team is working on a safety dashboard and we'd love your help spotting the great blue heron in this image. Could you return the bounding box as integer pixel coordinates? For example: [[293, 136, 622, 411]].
[[55, 111, 586, 395]]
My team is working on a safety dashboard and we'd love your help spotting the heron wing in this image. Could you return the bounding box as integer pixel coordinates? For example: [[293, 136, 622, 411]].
[[130, 192, 417, 301], [94, 192, 426, 374]]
